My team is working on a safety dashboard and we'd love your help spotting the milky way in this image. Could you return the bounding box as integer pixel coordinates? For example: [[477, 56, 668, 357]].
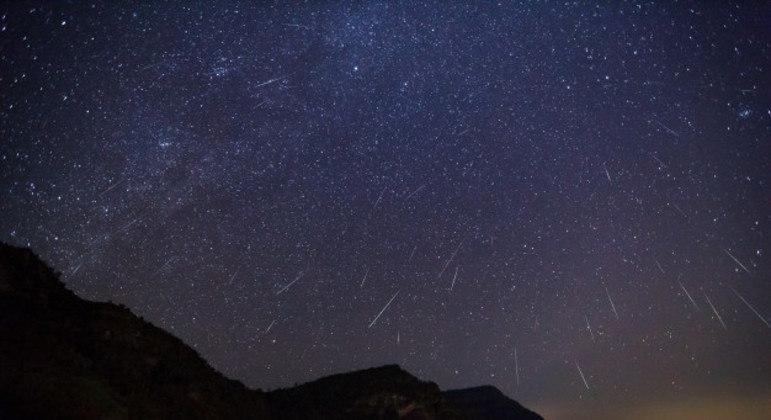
[[1, 2, 769, 418]]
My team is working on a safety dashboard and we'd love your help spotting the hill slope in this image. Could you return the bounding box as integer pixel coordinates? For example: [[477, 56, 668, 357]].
[[0, 243, 541, 419], [0, 244, 269, 419]]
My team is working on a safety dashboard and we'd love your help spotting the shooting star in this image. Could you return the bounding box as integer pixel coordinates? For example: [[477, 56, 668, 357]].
[[408, 245, 418, 262], [368, 291, 399, 329], [228, 269, 238, 286], [438, 238, 464, 278], [448, 266, 459, 291], [264, 319, 276, 334], [514, 346, 520, 387], [704, 293, 727, 330], [360, 268, 369, 288], [585, 314, 595, 340], [276, 272, 303, 295], [576, 360, 589, 390], [373, 186, 387, 209], [70, 261, 84, 275], [255, 75, 285, 88], [723, 248, 751, 275], [654, 258, 665, 274], [99, 178, 126, 197], [649, 153, 666, 168], [282, 23, 310, 30], [118, 216, 142, 232], [731, 287, 769, 328], [678, 279, 699, 310], [651, 118, 679, 137], [605, 287, 619, 320], [672, 203, 687, 218], [603, 162, 612, 185], [405, 184, 426, 201]]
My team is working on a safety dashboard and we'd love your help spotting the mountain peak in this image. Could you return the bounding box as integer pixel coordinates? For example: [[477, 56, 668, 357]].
[[448, 385, 503, 395], [443, 386, 543, 420]]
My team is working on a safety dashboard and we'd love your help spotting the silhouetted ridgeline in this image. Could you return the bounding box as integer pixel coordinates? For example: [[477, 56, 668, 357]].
[[443, 386, 542, 420], [0, 243, 542, 420]]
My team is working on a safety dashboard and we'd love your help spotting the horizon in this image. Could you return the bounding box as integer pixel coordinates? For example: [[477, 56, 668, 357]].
[[5, 246, 768, 419], [1, 2, 769, 419]]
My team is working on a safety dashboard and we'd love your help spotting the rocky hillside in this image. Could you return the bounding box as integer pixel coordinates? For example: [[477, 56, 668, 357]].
[[0, 243, 541, 419]]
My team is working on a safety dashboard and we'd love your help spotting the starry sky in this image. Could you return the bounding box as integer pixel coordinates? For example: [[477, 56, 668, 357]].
[[1, 1, 770, 418]]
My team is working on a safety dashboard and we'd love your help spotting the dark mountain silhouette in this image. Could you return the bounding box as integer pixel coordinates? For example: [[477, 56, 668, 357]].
[[267, 365, 459, 419], [0, 243, 542, 420], [0, 244, 269, 419], [442, 386, 542, 420]]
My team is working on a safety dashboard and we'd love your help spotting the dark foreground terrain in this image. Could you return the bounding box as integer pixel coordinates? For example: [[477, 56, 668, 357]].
[[0, 243, 542, 420]]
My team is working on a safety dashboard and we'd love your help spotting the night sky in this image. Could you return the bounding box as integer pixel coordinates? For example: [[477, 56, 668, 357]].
[[1, 2, 770, 418]]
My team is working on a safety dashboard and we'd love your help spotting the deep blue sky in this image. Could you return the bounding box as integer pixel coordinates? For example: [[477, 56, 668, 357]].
[[1, 2, 769, 418]]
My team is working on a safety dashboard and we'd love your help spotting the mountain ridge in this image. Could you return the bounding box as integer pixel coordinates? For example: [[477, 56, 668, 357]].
[[0, 243, 542, 419]]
